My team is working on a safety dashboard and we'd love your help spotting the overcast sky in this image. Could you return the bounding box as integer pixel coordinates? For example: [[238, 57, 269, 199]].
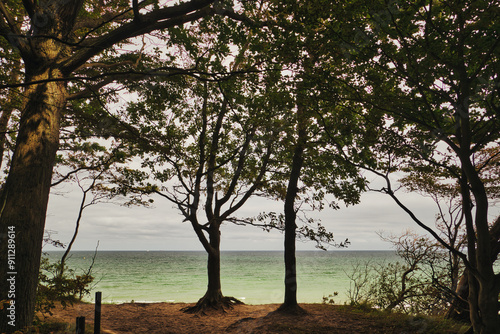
[[44, 171, 496, 252]]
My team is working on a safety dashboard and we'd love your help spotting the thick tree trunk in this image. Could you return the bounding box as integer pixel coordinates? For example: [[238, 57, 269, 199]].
[[447, 216, 500, 323], [0, 68, 66, 333], [461, 163, 500, 333], [204, 225, 223, 303]]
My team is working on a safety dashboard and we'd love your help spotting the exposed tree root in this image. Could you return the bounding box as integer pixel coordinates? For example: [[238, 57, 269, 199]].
[[181, 295, 244, 315], [273, 303, 308, 316]]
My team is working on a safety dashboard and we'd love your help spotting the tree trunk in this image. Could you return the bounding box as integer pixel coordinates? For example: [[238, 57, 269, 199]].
[[277, 92, 307, 315], [447, 216, 500, 323], [456, 93, 500, 333], [182, 222, 241, 314], [282, 184, 297, 308], [446, 273, 470, 322], [204, 224, 223, 303], [462, 162, 500, 333], [0, 68, 66, 333]]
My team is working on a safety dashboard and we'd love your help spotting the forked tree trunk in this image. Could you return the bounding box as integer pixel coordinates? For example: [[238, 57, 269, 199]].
[[183, 223, 241, 314], [0, 68, 66, 333], [461, 160, 500, 333], [446, 216, 500, 324]]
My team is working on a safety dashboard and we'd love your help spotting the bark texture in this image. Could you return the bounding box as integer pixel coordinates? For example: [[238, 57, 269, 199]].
[[0, 67, 66, 333]]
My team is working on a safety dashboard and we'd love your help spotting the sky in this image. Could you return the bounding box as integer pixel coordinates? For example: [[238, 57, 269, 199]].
[[38, 16, 469, 253], [43, 172, 482, 252]]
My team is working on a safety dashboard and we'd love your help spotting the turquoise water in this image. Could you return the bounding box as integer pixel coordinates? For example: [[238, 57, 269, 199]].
[[44, 250, 397, 305]]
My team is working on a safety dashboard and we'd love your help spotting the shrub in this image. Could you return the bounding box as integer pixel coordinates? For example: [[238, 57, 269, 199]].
[[345, 231, 460, 316], [36, 255, 95, 317]]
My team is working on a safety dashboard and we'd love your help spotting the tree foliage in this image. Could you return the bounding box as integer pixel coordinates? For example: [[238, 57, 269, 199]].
[[0, 1, 227, 331], [323, 1, 500, 332], [0, 0, 498, 332]]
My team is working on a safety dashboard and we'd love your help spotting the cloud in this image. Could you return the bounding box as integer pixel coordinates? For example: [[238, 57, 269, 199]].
[[45, 179, 465, 251]]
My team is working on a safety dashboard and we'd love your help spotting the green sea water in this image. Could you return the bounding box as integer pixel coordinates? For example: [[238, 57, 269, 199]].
[[45, 250, 398, 305]]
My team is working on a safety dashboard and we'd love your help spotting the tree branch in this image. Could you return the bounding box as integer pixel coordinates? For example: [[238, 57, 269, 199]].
[[21, 0, 35, 18], [0, 65, 260, 90], [215, 129, 254, 209], [0, 1, 21, 35], [375, 170, 474, 275], [62, 0, 216, 73], [133, 0, 141, 22]]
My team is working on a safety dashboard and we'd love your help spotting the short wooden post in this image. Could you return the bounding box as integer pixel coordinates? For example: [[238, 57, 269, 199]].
[[94, 291, 102, 334], [76, 316, 85, 334]]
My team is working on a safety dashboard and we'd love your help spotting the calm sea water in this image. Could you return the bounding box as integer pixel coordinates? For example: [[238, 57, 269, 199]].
[[44, 250, 397, 305]]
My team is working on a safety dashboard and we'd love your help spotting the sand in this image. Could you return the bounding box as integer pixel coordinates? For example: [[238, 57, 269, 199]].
[[40, 302, 399, 333]]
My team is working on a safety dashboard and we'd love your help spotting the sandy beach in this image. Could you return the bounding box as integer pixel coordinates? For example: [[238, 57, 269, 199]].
[[38, 302, 465, 333]]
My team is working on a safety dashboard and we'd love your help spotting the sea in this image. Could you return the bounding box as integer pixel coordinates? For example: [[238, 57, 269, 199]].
[[44, 250, 398, 305]]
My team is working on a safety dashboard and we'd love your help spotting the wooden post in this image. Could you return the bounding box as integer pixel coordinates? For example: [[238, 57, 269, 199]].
[[76, 316, 85, 334], [94, 291, 102, 334]]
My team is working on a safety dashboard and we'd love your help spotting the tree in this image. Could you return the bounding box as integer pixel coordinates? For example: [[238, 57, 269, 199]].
[[264, 1, 499, 331], [0, 1, 225, 331], [260, 2, 371, 314], [399, 147, 500, 321], [127, 76, 278, 313], [314, 1, 500, 332], [113, 8, 282, 309], [400, 168, 466, 294], [399, 148, 500, 320], [279, 78, 309, 314]]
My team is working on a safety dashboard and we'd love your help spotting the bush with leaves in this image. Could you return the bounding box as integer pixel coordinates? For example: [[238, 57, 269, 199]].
[[36, 255, 95, 317]]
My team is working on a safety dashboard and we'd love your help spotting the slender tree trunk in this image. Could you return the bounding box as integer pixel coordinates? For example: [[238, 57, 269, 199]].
[[281, 146, 302, 309], [203, 224, 223, 304], [282, 235, 298, 307], [183, 222, 241, 313], [278, 92, 307, 315], [0, 67, 66, 333], [59, 179, 94, 278]]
